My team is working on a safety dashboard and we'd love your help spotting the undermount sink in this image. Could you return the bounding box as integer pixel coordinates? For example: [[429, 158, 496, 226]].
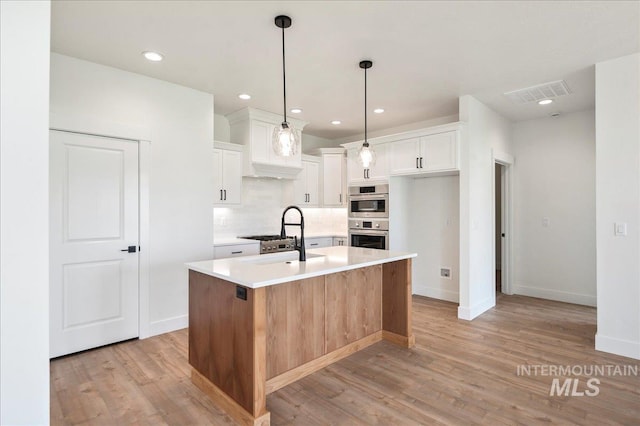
[[237, 251, 324, 265]]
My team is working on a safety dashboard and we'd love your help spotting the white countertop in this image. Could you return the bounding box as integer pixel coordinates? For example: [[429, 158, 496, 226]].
[[187, 246, 416, 289]]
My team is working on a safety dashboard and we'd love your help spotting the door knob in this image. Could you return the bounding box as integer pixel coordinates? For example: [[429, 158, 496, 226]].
[[121, 246, 137, 253]]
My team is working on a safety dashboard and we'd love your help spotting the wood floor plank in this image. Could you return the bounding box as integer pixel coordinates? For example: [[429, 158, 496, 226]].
[[51, 294, 640, 425]]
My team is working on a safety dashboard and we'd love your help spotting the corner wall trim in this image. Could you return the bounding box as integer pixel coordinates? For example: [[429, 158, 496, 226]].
[[595, 333, 640, 360], [457, 296, 494, 320]]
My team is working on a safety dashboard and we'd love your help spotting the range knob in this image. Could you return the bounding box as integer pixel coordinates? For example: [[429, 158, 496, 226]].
[[375, 223, 380, 228], [355, 222, 360, 227]]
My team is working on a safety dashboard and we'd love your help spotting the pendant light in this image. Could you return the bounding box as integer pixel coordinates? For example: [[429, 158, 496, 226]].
[[272, 15, 300, 157], [357, 60, 376, 168]]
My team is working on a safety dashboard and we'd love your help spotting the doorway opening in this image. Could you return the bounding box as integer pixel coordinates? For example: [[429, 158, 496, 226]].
[[495, 163, 504, 294], [493, 152, 513, 299]]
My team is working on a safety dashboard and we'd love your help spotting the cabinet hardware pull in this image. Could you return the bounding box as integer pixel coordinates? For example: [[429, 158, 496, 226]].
[[310, 243, 319, 246], [220, 189, 223, 201], [363, 169, 366, 179], [339, 193, 342, 203], [416, 157, 419, 168], [231, 251, 243, 254], [420, 157, 423, 168], [223, 189, 227, 200]]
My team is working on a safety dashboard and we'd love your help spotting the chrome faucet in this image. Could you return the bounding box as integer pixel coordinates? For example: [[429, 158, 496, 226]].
[[280, 205, 306, 261]]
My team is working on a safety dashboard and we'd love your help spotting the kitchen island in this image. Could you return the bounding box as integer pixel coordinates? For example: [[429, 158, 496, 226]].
[[186, 246, 417, 425]]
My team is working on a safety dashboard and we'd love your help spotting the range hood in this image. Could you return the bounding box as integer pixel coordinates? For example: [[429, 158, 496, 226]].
[[226, 107, 308, 179]]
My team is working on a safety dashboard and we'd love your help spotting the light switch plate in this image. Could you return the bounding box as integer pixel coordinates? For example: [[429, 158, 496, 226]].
[[614, 222, 627, 236]]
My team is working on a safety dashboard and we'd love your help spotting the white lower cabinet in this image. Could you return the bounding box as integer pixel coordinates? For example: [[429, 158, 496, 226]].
[[333, 237, 348, 246], [305, 237, 333, 249], [213, 242, 260, 259]]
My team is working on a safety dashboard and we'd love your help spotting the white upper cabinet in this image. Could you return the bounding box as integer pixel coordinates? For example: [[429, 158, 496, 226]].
[[213, 142, 243, 206], [227, 107, 308, 179], [292, 156, 320, 207], [390, 131, 458, 175], [343, 123, 461, 181], [346, 143, 389, 185], [309, 148, 347, 207]]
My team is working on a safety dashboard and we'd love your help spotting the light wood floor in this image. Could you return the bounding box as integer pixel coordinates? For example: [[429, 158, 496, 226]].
[[51, 295, 640, 425]]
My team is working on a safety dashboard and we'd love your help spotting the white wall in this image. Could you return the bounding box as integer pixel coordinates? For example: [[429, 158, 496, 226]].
[[0, 1, 51, 423], [214, 178, 347, 239], [50, 53, 214, 336], [459, 95, 513, 319], [512, 110, 596, 306], [410, 176, 460, 302], [595, 53, 640, 360], [214, 113, 231, 142]]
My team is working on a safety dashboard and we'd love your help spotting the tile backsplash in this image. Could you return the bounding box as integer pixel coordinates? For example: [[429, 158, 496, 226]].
[[213, 177, 347, 240]]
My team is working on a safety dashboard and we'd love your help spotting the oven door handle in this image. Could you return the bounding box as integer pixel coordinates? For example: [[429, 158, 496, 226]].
[[349, 230, 389, 236]]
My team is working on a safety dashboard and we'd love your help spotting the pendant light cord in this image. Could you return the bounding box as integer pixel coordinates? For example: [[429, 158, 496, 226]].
[[364, 66, 368, 144], [281, 25, 287, 123]]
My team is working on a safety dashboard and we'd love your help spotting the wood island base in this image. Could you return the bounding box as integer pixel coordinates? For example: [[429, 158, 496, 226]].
[[188, 259, 414, 426]]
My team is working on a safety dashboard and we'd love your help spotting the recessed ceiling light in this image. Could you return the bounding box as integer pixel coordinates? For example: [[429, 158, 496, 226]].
[[331, 120, 341, 125], [373, 108, 385, 114], [538, 99, 553, 105], [142, 51, 163, 62], [238, 93, 251, 100], [290, 108, 302, 114]]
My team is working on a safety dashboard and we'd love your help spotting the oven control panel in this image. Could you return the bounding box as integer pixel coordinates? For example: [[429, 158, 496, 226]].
[[348, 219, 389, 231]]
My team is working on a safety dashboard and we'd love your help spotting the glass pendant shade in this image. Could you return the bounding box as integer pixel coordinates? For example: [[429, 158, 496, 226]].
[[272, 122, 299, 157], [357, 142, 376, 168]]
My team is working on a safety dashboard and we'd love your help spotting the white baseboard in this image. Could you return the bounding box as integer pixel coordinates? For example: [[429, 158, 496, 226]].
[[595, 333, 640, 360], [513, 284, 596, 307], [145, 314, 188, 339], [458, 296, 494, 320], [412, 285, 459, 303]]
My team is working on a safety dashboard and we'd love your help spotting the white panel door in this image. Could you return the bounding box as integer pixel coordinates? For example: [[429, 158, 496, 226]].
[[50, 130, 139, 358]]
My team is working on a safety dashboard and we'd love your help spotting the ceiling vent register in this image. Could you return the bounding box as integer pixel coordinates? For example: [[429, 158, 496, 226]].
[[504, 80, 571, 104]]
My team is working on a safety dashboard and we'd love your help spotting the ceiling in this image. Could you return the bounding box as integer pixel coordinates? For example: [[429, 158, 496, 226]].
[[51, 1, 639, 140]]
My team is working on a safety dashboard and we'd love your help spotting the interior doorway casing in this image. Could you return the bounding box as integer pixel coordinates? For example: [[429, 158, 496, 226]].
[[493, 150, 514, 297], [50, 113, 152, 339]]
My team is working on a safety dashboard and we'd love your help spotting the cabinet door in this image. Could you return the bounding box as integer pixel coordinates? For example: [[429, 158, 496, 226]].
[[213, 243, 260, 259], [421, 131, 458, 171], [322, 154, 344, 206], [250, 120, 274, 164], [305, 160, 320, 207], [213, 148, 224, 204], [305, 237, 333, 249], [390, 137, 421, 175], [222, 149, 243, 205], [368, 143, 389, 181], [346, 148, 366, 185], [292, 163, 308, 205], [347, 144, 388, 183]]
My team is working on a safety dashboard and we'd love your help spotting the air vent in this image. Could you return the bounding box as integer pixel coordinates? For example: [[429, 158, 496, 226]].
[[504, 80, 571, 104]]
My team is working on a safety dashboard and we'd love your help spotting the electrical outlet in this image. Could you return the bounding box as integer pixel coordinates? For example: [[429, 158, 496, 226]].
[[440, 268, 451, 279]]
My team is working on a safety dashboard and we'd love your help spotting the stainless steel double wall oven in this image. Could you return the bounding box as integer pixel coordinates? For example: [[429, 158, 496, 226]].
[[348, 184, 389, 250]]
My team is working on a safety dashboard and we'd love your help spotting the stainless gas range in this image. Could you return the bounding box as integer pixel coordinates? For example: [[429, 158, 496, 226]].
[[239, 235, 295, 254]]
